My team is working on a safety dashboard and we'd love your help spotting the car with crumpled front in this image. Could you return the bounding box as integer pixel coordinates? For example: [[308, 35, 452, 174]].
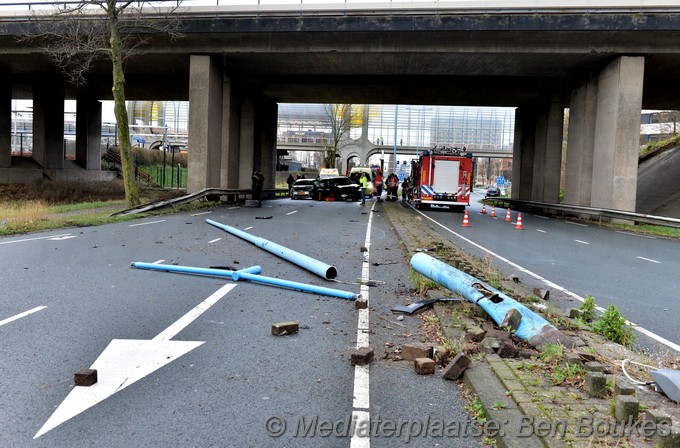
[[290, 179, 316, 199], [311, 176, 361, 201]]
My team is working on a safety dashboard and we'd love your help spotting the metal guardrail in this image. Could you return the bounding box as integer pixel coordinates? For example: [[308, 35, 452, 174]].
[[489, 198, 680, 229]]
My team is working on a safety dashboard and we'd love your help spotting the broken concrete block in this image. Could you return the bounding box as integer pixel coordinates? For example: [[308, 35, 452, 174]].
[[585, 372, 608, 398], [414, 357, 435, 375], [355, 298, 368, 310], [500, 308, 522, 331], [351, 348, 374, 366], [533, 288, 550, 300], [519, 349, 537, 359], [480, 337, 500, 354], [614, 395, 639, 422], [271, 321, 299, 336], [497, 342, 518, 359], [442, 353, 471, 380], [74, 369, 98, 387], [401, 343, 434, 361]]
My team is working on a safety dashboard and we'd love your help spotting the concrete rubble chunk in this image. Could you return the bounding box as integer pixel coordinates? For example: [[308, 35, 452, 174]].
[[74, 369, 98, 387], [271, 321, 299, 336], [569, 308, 585, 319], [500, 308, 522, 331], [563, 352, 583, 367], [655, 427, 680, 448], [414, 357, 435, 375], [401, 343, 434, 361], [351, 348, 374, 366], [644, 408, 672, 425], [614, 395, 639, 422], [442, 353, 471, 380]]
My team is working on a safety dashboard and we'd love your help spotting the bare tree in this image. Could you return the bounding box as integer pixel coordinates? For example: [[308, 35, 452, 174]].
[[20, 1, 182, 208], [323, 104, 358, 169]]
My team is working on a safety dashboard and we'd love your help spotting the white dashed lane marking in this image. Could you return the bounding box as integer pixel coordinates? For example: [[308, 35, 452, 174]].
[[637, 256, 661, 264]]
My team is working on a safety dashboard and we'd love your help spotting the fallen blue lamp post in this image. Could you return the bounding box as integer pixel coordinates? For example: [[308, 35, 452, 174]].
[[131, 262, 359, 301], [206, 219, 338, 280], [410, 253, 573, 349]]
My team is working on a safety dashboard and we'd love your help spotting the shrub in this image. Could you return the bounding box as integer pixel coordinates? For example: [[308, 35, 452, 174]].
[[579, 295, 597, 322], [592, 305, 635, 347]]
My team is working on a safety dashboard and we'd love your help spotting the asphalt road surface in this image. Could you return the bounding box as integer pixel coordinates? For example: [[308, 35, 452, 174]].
[[415, 190, 680, 356], [1, 199, 483, 448]]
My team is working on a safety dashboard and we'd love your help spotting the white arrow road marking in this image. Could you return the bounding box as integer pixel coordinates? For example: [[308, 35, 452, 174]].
[[34, 283, 237, 439]]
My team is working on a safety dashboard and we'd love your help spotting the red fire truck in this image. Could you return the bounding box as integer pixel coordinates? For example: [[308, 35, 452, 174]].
[[409, 146, 475, 211]]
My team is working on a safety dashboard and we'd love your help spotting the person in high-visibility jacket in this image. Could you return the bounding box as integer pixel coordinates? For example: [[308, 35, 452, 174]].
[[359, 173, 369, 205]]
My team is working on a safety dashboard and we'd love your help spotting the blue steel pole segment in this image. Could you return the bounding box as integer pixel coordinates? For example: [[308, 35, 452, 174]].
[[410, 253, 572, 349], [206, 219, 338, 280], [131, 262, 358, 300], [131, 262, 262, 278]]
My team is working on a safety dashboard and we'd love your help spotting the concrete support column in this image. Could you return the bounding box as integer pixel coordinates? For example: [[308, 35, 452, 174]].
[[257, 97, 278, 189], [511, 106, 536, 200], [532, 94, 564, 203], [238, 94, 256, 189], [188, 55, 223, 193], [591, 56, 645, 211], [564, 76, 598, 206], [33, 83, 65, 169], [75, 97, 102, 170], [0, 79, 11, 168], [220, 76, 241, 189]]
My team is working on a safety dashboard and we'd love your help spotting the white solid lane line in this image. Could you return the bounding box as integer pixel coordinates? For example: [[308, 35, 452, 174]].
[[0, 234, 71, 245], [129, 220, 166, 227], [574, 240, 590, 245], [191, 211, 212, 217], [637, 256, 661, 264], [616, 231, 656, 239], [0, 306, 47, 328], [565, 221, 588, 227], [208, 238, 222, 244], [536, 229, 547, 233]]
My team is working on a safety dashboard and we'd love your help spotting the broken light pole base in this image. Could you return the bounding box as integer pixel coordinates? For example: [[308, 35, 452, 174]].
[[410, 252, 573, 350]]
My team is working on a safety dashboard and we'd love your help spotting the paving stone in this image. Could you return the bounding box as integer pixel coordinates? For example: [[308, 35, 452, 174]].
[[584, 361, 604, 373], [569, 308, 585, 319], [74, 368, 97, 387], [271, 321, 299, 336], [614, 395, 639, 422], [500, 379, 525, 392], [401, 342, 433, 361], [498, 341, 519, 359], [585, 372, 608, 398], [614, 378, 636, 396], [441, 352, 470, 380], [481, 337, 500, 353], [533, 288, 550, 300], [645, 408, 673, 424], [501, 308, 522, 331], [656, 426, 680, 448], [563, 352, 583, 367], [465, 324, 486, 342], [485, 328, 513, 342], [355, 298, 368, 309], [414, 357, 435, 375]]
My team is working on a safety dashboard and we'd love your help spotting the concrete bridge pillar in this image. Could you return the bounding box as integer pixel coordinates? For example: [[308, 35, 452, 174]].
[[565, 76, 598, 206], [0, 79, 10, 169], [33, 82, 65, 170], [590, 56, 644, 212], [256, 97, 278, 189], [532, 94, 564, 203], [219, 76, 241, 189], [188, 55, 223, 192], [75, 97, 102, 170], [511, 106, 536, 200]]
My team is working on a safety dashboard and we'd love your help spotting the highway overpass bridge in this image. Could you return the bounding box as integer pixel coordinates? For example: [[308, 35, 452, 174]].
[[2, 0, 680, 212]]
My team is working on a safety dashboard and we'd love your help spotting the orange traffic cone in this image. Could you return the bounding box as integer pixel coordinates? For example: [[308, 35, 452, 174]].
[[505, 208, 511, 222], [515, 213, 524, 230], [461, 210, 471, 227], [490, 205, 496, 217], [481, 204, 487, 215]]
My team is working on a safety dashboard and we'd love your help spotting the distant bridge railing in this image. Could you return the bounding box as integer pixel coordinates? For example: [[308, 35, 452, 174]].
[[490, 198, 680, 229], [3, 0, 680, 17]]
